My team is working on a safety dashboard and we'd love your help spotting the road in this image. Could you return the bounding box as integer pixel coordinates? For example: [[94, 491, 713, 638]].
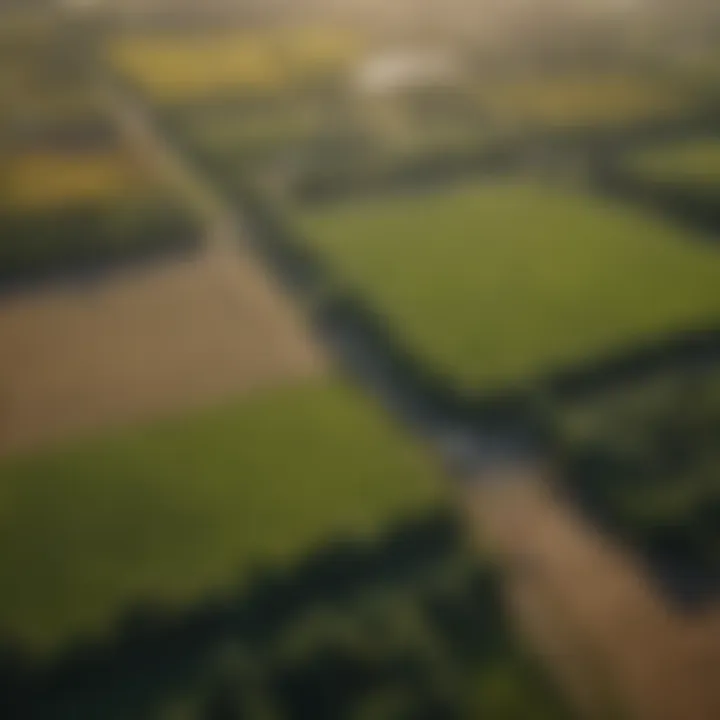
[[464, 465, 720, 720], [104, 85, 327, 372]]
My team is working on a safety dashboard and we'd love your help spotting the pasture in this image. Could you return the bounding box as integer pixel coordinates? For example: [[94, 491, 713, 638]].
[[295, 182, 720, 393], [622, 137, 720, 193], [176, 101, 323, 179], [109, 27, 361, 104], [0, 378, 442, 655], [476, 72, 695, 131]]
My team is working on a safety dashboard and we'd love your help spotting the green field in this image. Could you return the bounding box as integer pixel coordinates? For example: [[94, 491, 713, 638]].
[[0, 380, 442, 655], [0, 379, 571, 718], [476, 72, 695, 131], [624, 137, 720, 192], [176, 102, 324, 180], [295, 183, 720, 392]]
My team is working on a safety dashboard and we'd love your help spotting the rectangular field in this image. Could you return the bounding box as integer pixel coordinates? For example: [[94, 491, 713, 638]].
[[295, 183, 720, 392], [0, 247, 323, 456], [0, 378, 441, 655], [476, 72, 695, 131], [622, 137, 720, 193], [1, 150, 141, 210], [0, 113, 198, 284], [109, 27, 361, 104]]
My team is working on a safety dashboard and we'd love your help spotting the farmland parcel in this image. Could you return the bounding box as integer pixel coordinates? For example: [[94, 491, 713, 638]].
[[0, 380, 441, 654], [295, 182, 720, 393]]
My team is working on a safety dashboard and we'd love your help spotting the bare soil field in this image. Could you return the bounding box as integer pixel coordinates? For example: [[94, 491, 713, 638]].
[[463, 468, 720, 720], [0, 245, 325, 456]]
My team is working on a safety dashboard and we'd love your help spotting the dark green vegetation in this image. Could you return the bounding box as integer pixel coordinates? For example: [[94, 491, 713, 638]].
[[626, 137, 720, 190], [0, 380, 566, 719], [0, 381, 441, 654], [598, 136, 720, 235], [294, 183, 720, 394], [0, 194, 199, 289], [557, 362, 720, 602], [3, 511, 566, 720]]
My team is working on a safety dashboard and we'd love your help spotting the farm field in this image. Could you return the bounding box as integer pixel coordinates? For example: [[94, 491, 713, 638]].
[[294, 182, 720, 393], [173, 99, 328, 188], [0, 247, 323, 455], [0, 11, 201, 287], [622, 136, 720, 193], [0, 405, 570, 720], [0, 379, 442, 655], [476, 72, 698, 132], [1, 150, 141, 210], [109, 27, 361, 105], [2, 6, 719, 718]]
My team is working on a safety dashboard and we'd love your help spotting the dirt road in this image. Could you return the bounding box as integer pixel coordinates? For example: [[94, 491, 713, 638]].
[[463, 467, 720, 720]]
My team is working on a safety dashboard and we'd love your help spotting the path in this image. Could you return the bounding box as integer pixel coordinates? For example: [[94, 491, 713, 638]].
[[463, 466, 720, 720]]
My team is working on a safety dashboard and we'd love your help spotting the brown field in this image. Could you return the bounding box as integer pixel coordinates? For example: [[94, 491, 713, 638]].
[[0, 245, 325, 456], [463, 468, 720, 720]]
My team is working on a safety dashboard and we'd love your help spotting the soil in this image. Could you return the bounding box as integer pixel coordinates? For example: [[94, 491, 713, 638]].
[[0, 245, 325, 456]]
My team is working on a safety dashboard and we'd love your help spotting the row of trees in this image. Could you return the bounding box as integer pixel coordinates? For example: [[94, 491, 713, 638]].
[[0, 196, 200, 291], [2, 511, 566, 719], [557, 365, 720, 605]]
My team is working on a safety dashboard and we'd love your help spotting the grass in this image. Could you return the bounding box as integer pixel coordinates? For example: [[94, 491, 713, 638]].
[[295, 182, 720, 392], [0, 380, 443, 655], [179, 104, 321, 170], [623, 137, 720, 192], [477, 72, 692, 130], [110, 27, 361, 104], [1, 150, 141, 210]]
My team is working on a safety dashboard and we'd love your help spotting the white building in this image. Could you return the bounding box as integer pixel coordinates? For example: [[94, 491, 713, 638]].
[[354, 48, 462, 95]]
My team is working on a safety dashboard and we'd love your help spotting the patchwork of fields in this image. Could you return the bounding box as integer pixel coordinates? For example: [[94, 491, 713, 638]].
[[0, 15, 201, 287], [2, 8, 720, 720]]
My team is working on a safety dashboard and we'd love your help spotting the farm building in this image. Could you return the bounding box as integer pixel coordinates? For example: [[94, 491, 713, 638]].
[[353, 48, 463, 95]]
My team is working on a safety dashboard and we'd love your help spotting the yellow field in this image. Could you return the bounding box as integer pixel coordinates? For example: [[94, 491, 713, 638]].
[[109, 27, 361, 103], [478, 73, 693, 129], [1, 151, 140, 210]]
